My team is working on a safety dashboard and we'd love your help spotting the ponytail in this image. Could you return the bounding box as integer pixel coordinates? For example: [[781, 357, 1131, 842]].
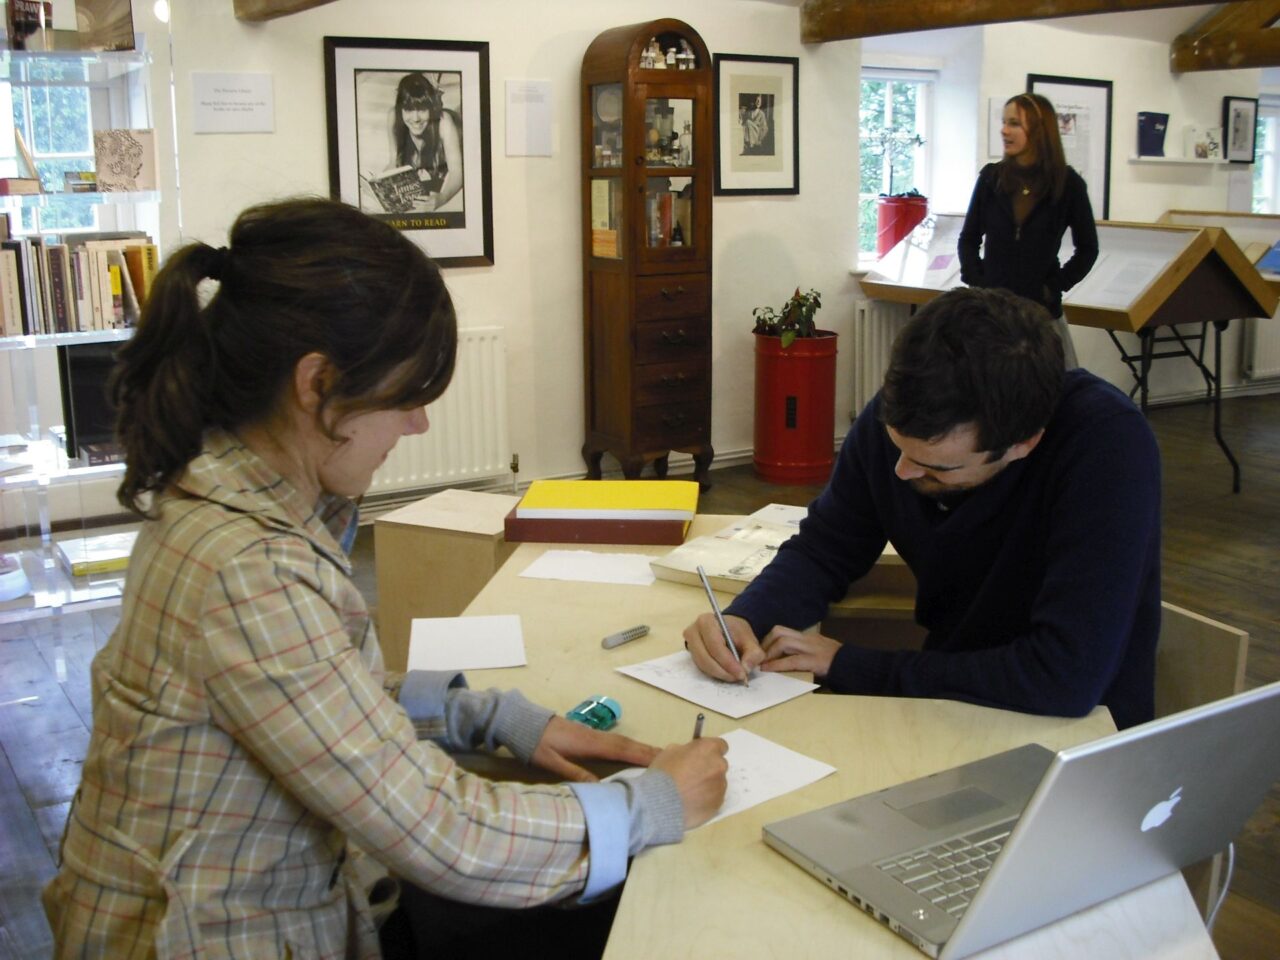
[[111, 243, 224, 515]]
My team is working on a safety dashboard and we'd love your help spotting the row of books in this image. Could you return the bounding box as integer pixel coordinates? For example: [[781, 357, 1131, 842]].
[[0, 232, 158, 337]]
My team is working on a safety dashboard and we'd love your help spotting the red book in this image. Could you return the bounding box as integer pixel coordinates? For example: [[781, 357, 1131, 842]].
[[503, 507, 688, 545]]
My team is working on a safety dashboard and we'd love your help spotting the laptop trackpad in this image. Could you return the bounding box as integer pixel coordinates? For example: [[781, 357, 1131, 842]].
[[886, 786, 1004, 830]]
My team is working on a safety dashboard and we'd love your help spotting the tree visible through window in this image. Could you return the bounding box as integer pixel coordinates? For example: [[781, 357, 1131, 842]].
[[859, 72, 931, 256], [5, 59, 98, 233]]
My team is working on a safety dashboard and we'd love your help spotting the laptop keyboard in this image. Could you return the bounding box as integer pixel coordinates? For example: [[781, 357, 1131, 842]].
[[874, 819, 1017, 918]]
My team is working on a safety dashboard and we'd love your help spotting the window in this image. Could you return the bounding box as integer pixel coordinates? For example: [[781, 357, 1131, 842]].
[[1254, 97, 1280, 214], [4, 59, 99, 233], [859, 68, 934, 256]]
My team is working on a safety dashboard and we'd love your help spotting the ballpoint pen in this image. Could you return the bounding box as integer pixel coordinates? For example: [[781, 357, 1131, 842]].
[[696, 564, 749, 687], [693, 712, 705, 739]]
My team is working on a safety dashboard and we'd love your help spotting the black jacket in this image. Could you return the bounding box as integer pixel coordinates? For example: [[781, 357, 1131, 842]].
[[957, 163, 1098, 316]]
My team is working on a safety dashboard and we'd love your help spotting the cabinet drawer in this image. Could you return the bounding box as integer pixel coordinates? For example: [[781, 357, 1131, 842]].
[[635, 359, 707, 405], [633, 400, 710, 447], [635, 317, 709, 363], [636, 274, 710, 320]]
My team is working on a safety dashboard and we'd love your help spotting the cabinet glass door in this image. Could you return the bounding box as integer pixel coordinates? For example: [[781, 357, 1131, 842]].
[[590, 177, 622, 259], [644, 97, 693, 168], [644, 176, 692, 250], [590, 83, 623, 169]]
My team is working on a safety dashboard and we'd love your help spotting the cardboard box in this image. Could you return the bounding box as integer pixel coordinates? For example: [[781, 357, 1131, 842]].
[[373, 488, 520, 672]]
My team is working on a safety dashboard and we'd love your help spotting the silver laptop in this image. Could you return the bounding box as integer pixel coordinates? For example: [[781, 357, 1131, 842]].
[[763, 680, 1280, 959]]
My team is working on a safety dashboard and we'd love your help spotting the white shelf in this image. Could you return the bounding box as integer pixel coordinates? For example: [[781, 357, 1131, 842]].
[[0, 327, 132, 352], [0, 190, 161, 211], [0, 47, 152, 84], [0, 438, 124, 491], [0, 542, 127, 625], [1129, 155, 1235, 166]]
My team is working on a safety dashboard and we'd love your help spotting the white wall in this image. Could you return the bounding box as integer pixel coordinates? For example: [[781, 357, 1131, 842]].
[[978, 20, 1264, 400], [160, 0, 860, 484]]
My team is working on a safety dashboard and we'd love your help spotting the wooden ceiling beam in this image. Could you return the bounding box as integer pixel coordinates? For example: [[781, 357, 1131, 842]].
[[1171, 0, 1280, 72], [233, 0, 338, 21], [801, 0, 1228, 42]]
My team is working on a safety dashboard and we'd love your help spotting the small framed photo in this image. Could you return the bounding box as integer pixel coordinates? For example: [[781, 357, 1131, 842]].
[[713, 53, 799, 196], [1222, 96, 1259, 164], [324, 36, 494, 267]]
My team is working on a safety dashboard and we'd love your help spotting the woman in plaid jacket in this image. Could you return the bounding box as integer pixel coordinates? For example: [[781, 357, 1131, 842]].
[[43, 197, 728, 959]]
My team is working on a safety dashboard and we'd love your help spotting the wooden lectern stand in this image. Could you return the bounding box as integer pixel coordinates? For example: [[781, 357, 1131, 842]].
[[857, 216, 1278, 492]]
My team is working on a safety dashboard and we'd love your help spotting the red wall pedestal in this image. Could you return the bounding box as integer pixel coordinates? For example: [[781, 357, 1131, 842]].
[[753, 331, 838, 484]]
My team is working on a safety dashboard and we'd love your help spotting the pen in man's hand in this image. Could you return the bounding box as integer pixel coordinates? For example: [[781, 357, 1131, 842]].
[[693, 712, 705, 739], [696, 564, 749, 687]]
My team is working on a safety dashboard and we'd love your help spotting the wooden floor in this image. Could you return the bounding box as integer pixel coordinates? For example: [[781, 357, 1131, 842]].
[[2, 392, 1279, 958]]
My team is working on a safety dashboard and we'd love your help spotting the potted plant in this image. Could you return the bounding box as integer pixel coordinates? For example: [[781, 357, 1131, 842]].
[[865, 129, 928, 257], [752, 288, 838, 484]]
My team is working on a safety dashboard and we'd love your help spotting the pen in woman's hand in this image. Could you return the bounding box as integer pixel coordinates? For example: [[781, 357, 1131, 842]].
[[693, 712, 705, 739]]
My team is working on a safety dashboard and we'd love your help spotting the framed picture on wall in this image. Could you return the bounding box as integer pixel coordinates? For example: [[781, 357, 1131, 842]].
[[324, 36, 494, 267], [1027, 73, 1112, 220], [713, 53, 799, 195], [1222, 96, 1259, 164]]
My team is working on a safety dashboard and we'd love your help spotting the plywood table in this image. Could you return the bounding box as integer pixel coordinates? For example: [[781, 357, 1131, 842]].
[[460, 516, 1216, 959]]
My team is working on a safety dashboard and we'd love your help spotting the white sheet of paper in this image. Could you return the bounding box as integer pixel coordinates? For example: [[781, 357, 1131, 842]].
[[616, 651, 817, 718], [408, 614, 526, 671], [607, 728, 835, 826], [519, 549, 656, 586]]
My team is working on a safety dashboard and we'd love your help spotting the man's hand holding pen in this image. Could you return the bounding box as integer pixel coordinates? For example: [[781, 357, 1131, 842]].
[[683, 614, 840, 683], [683, 612, 764, 684]]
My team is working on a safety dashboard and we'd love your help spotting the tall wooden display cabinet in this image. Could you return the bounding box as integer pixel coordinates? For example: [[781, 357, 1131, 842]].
[[580, 19, 714, 485]]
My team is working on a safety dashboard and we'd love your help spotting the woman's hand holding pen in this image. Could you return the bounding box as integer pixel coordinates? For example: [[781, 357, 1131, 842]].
[[683, 613, 763, 684], [650, 737, 730, 830]]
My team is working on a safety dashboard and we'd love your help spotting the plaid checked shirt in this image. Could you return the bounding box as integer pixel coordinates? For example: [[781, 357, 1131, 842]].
[[44, 432, 601, 959]]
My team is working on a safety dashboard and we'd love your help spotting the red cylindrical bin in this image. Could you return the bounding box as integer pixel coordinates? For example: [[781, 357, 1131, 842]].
[[753, 331, 838, 484], [875, 195, 929, 258]]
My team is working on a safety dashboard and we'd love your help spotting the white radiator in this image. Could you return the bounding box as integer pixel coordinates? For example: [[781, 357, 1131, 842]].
[[367, 326, 509, 495], [1242, 316, 1280, 381], [853, 299, 911, 414]]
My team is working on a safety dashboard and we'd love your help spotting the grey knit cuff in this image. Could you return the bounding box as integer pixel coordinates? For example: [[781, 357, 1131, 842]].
[[488, 688, 555, 764], [625, 769, 685, 851]]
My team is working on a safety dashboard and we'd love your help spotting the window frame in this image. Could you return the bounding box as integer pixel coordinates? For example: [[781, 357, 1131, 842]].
[[858, 66, 936, 258]]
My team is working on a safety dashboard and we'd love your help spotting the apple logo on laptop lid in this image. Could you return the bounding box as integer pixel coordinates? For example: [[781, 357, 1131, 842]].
[[1141, 787, 1182, 832]]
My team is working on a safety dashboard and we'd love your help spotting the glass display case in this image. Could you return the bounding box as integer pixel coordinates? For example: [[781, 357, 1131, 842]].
[[580, 18, 713, 484]]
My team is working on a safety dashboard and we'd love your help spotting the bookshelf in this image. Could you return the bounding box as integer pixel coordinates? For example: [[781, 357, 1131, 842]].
[[1, 36, 174, 624]]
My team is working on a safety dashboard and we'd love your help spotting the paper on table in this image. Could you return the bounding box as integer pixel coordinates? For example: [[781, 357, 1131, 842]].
[[408, 614, 526, 671], [616, 650, 817, 718], [519, 549, 656, 586], [607, 728, 835, 826]]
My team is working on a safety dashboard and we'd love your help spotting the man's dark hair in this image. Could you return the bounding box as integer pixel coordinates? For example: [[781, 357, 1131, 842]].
[[879, 287, 1065, 457]]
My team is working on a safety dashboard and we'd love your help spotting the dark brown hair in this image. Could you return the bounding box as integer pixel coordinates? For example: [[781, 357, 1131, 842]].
[[997, 92, 1068, 202], [110, 196, 458, 515], [879, 287, 1064, 457]]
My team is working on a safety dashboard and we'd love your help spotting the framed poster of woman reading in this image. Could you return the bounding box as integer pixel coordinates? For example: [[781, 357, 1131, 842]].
[[325, 36, 494, 267]]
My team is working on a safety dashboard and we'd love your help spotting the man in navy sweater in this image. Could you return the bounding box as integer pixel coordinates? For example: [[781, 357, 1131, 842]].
[[684, 287, 1161, 729]]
